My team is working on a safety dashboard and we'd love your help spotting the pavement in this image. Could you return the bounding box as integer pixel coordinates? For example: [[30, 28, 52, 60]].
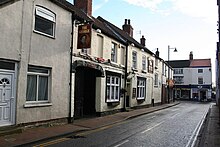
[[196, 103, 220, 147], [0, 101, 219, 147]]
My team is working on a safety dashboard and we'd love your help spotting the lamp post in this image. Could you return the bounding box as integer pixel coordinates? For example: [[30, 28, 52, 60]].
[[167, 45, 177, 103]]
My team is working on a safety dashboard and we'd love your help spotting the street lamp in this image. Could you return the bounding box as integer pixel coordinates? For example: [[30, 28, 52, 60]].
[[167, 45, 177, 103]]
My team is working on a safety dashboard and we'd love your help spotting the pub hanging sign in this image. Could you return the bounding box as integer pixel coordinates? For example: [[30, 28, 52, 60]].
[[77, 24, 91, 49]]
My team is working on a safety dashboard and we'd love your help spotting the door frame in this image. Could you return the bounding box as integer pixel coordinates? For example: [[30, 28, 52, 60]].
[[0, 64, 17, 126]]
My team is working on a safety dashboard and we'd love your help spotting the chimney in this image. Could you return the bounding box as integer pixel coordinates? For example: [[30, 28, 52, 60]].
[[122, 19, 133, 37], [140, 35, 146, 46], [74, 0, 92, 16], [189, 51, 193, 60], [156, 48, 159, 57]]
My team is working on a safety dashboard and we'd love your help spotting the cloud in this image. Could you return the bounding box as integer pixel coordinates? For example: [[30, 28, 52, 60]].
[[123, 0, 163, 11], [94, 0, 109, 12], [123, 0, 217, 23], [173, 0, 217, 23]]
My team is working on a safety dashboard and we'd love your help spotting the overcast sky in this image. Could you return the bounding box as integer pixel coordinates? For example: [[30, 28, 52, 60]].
[[68, 0, 218, 84]]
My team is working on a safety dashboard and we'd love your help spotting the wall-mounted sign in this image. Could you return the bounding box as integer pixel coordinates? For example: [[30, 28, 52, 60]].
[[77, 24, 91, 49]]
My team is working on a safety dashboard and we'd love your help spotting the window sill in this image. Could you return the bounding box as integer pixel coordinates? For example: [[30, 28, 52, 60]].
[[33, 30, 55, 39], [137, 98, 145, 101], [142, 70, 147, 73], [24, 102, 52, 108], [107, 101, 120, 106]]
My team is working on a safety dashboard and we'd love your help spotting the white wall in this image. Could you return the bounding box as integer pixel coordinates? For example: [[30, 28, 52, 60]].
[[1, 0, 72, 124]]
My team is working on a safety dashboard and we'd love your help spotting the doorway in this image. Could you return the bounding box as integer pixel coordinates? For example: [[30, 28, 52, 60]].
[[0, 72, 15, 126], [74, 66, 101, 119]]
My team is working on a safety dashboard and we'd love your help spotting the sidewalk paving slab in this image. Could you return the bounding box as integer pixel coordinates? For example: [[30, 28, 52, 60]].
[[0, 102, 179, 147], [198, 104, 220, 147]]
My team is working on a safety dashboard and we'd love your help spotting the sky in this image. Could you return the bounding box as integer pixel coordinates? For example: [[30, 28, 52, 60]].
[[68, 0, 218, 84]]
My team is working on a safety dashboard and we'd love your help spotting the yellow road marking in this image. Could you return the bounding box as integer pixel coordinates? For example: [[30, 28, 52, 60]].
[[33, 137, 70, 147]]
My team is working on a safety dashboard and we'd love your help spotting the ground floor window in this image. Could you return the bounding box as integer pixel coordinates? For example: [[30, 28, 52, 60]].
[[137, 77, 146, 100], [26, 66, 50, 102], [106, 73, 120, 102]]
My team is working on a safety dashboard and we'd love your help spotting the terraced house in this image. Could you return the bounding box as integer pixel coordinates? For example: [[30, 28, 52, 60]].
[[72, 0, 173, 118], [0, 0, 173, 127]]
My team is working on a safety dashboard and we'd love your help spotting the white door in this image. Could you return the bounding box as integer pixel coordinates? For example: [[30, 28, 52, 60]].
[[0, 73, 13, 126]]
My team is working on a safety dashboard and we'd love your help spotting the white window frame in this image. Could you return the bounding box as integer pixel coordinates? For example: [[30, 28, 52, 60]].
[[155, 58, 158, 67], [148, 58, 154, 73], [121, 46, 125, 66], [174, 76, 184, 84], [154, 73, 159, 87], [198, 77, 203, 84], [106, 75, 120, 102], [174, 68, 183, 74], [26, 66, 50, 103], [132, 51, 137, 69], [111, 42, 117, 63], [198, 69, 203, 73], [34, 6, 56, 37], [137, 77, 146, 100], [142, 55, 146, 71]]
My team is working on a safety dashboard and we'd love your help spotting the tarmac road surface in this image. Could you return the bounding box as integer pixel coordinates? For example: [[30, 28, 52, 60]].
[[35, 101, 211, 147]]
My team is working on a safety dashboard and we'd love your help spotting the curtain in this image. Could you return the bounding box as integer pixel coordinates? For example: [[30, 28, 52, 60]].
[[38, 76, 48, 101], [26, 75, 37, 101]]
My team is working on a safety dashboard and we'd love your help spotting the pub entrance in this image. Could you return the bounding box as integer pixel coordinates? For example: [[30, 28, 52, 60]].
[[74, 66, 102, 119]]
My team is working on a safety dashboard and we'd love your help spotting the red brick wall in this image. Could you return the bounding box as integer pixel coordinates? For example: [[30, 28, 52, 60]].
[[75, 0, 92, 16]]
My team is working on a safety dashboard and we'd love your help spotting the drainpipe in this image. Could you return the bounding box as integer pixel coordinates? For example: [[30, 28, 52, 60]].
[[68, 12, 75, 123], [123, 42, 129, 111]]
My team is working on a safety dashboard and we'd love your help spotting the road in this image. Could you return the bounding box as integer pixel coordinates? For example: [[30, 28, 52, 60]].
[[36, 101, 211, 147]]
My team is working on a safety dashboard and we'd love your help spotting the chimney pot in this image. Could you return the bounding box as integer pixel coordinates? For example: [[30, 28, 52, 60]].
[[128, 19, 130, 25], [125, 19, 127, 24], [140, 35, 146, 46], [189, 51, 193, 60]]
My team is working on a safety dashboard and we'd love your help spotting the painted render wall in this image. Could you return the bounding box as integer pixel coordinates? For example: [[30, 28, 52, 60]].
[[0, 0, 23, 61], [1, 0, 72, 124], [72, 28, 125, 113]]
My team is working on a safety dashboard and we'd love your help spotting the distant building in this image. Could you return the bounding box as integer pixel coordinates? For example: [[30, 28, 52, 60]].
[[168, 52, 212, 101]]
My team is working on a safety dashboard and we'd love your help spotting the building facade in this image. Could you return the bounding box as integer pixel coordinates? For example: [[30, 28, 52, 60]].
[[0, 0, 174, 127], [169, 52, 212, 101]]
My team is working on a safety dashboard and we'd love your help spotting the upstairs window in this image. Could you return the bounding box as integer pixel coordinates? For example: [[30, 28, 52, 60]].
[[198, 77, 203, 84], [154, 73, 159, 87], [34, 6, 56, 37], [198, 69, 203, 73], [148, 58, 154, 73], [174, 76, 184, 84], [121, 46, 125, 66], [132, 51, 137, 69], [111, 42, 117, 63], [174, 69, 183, 74], [142, 55, 146, 71], [155, 58, 158, 67]]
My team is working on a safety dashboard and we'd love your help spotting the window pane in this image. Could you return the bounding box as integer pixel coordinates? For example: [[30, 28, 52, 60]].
[[116, 77, 119, 84], [107, 76, 110, 84], [35, 16, 54, 36], [107, 86, 110, 100], [26, 75, 37, 101], [111, 77, 115, 84], [38, 76, 48, 101], [111, 86, 115, 99], [116, 87, 119, 100]]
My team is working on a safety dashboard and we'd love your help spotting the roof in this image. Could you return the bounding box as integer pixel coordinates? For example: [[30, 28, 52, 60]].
[[91, 17, 127, 45], [167, 58, 211, 68], [97, 16, 154, 55], [190, 59, 211, 67], [167, 60, 190, 68], [0, 0, 92, 22]]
